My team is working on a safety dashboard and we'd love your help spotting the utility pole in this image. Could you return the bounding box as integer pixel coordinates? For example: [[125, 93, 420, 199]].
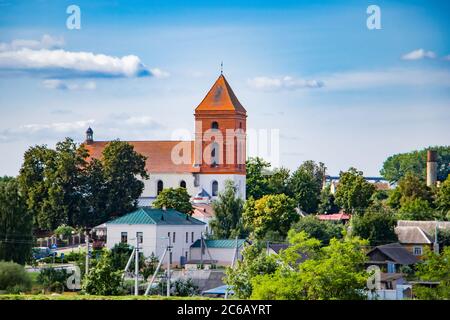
[[434, 220, 440, 254], [85, 232, 89, 275], [135, 237, 139, 296], [167, 237, 171, 297]]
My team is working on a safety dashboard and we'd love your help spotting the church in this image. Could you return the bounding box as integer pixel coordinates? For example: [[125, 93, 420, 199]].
[[84, 73, 247, 206]]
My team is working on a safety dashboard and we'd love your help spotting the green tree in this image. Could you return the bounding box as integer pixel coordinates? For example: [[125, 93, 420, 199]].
[[414, 247, 450, 299], [101, 140, 148, 218], [153, 187, 193, 214], [380, 146, 450, 183], [435, 175, 450, 218], [0, 178, 33, 265], [19, 139, 148, 230], [351, 210, 398, 245], [318, 185, 339, 214], [245, 157, 272, 200], [334, 168, 375, 214], [250, 232, 369, 300], [224, 241, 278, 299], [209, 180, 245, 239], [37, 268, 69, 293], [0, 261, 32, 294], [82, 250, 123, 295], [267, 167, 292, 196], [243, 194, 298, 240], [54, 224, 75, 239], [288, 161, 325, 213], [398, 198, 436, 221], [290, 215, 343, 245]]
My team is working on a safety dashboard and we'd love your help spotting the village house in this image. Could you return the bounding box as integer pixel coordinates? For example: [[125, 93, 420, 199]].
[[395, 220, 450, 258], [188, 239, 248, 267], [105, 207, 206, 267]]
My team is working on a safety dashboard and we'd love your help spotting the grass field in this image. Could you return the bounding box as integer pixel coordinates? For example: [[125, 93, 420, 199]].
[[0, 294, 220, 300]]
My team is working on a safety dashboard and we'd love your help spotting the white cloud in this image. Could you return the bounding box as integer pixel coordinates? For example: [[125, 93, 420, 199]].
[[150, 68, 170, 79], [0, 34, 64, 51], [0, 114, 165, 143], [247, 76, 324, 91], [401, 49, 436, 60], [0, 35, 169, 79], [42, 79, 96, 91], [0, 48, 154, 78], [321, 69, 450, 90]]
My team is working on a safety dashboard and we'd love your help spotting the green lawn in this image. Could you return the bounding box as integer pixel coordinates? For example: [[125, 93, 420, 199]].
[[0, 294, 221, 300]]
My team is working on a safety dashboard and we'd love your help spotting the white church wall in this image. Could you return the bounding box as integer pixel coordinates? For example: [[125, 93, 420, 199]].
[[140, 173, 196, 198], [198, 174, 246, 200]]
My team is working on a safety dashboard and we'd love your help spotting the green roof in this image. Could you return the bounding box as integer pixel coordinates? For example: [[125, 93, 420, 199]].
[[191, 239, 247, 248], [107, 207, 206, 226]]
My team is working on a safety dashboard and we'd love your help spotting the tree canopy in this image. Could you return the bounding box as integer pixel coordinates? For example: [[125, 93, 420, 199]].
[[380, 146, 450, 183], [334, 167, 375, 214], [153, 187, 193, 214], [289, 215, 344, 245], [18, 138, 148, 230], [243, 194, 299, 241], [287, 161, 325, 213], [350, 209, 398, 246], [250, 231, 369, 300], [0, 178, 33, 265], [209, 180, 245, 239]]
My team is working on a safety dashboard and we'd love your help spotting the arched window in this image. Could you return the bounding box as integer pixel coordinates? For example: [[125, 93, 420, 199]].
[[157, 180, 163, 195], [212, 180, 218, 196], [180, 180, 186, 188], [211, 142, 219, 166], [211, 121, 219, 129]]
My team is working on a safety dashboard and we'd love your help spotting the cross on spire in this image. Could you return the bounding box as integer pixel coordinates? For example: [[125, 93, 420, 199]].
[[220, 61, 223, 75]]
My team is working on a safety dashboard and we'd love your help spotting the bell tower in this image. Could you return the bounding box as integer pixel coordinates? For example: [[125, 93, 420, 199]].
[[194, 74, 247, 174]]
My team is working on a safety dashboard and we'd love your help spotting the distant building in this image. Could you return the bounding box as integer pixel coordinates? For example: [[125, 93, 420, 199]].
[[192, 203, 215, 234], [366, 243, 418, 273], [317, 213, 351, 223], [105, 207, 206, 267], [395, 220, 450, 258], [188, 239, 248, 267]]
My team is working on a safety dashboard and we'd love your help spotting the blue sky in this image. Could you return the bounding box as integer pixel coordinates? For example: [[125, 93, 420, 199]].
[[0, 0, 449, 176]]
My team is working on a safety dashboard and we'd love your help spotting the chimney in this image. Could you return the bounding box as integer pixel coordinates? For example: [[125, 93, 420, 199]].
[[426, 150, 437, 187]]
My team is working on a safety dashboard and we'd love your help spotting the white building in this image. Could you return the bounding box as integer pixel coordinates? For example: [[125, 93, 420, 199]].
[[83, 74, 247, 206], [105, 207, 206, 267], [188, 239, 248, 267]]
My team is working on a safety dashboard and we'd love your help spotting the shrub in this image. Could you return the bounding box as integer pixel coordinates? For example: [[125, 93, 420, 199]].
[[37, 268, 70, 293], [0, 261, 32, 293]]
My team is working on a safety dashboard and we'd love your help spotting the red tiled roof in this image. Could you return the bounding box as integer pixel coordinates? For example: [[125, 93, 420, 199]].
[[317, 213, 351, 221], [84, 140, 197, 173], [192, 203, 215, 219], [196, 74, 247, 113]]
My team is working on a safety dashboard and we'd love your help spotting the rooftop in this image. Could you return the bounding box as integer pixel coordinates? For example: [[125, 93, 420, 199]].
[[106, 207, 206, 226], [367, 243, 419, 265], [191, 239, 247, 249], [395, 226, 432, 244]]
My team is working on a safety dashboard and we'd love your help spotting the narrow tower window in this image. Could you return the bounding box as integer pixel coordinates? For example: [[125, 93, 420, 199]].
[[212, 180, 218, 196], [180, 180, 186, 188], [211, 121, 219, 129], [157, 180, 164, 195]]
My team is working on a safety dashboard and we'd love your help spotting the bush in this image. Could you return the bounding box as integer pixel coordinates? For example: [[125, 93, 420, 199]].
[[148, 278, 200, 297], [37, 268, 70, 293], [0, 261, 32, 293]]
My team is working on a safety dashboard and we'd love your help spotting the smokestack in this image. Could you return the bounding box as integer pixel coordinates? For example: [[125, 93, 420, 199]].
[[426, 150, 437, 187]]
